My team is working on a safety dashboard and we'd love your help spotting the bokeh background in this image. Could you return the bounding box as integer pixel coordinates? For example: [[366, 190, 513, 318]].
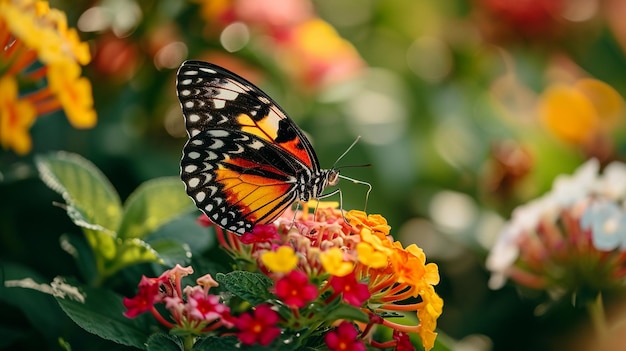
[[3, 0, 626, 350]]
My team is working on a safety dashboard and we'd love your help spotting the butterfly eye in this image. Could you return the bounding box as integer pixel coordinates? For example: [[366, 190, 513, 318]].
[[327, 170, 340, 186]]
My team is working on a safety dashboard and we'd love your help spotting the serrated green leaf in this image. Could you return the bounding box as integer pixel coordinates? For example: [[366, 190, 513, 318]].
[[146, 333, 184, 351], [118, 177, 195, 240], [215, 272, 273, 305], [324, 304, 369, 323], [35, 151, 122, 233], [146, 238, 191, 267], [52, 278, 152, 350]]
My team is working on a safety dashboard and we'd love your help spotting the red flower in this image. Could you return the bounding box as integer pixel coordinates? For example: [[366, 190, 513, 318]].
[[185, 286, 229, 322], [240, 223, 280, 244], [329, 272, 371, 307], [274, 270, 318, 308], [393, 330, 416, 351], [325, 321, 365, 351], [235, 304, 281, 346], [197, 214, 212, 227], [123, 276, 163, 318]]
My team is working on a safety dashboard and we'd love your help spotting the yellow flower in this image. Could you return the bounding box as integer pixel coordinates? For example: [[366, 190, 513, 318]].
[[346, 210, 391, 236], [539, 83, 597, 144], [0, 76, 36, 154], [356, 228, 393, 269], [42, 8, 91, 64], [47, 62, 97, 128], [538, 79, 624, 145], [416, 285, 443, 351], [261, 246, 298, 273], [389, 244, 425, 286], [319, 247, 354, 277], [356, 242, 388, 268], [293, 18, 360, 61], [575, 78, 624, 127], [403, 243, 440, 286], [0, 0, 96, 153]]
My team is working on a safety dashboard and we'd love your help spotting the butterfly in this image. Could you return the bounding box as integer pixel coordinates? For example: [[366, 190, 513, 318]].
[[177, 60, 346, 235]]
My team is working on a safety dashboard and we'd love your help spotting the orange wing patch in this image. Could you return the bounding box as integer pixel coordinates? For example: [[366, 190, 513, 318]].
[[235, 106, 315, 169], [237, 113, 278, 140], [214, 166, 295, 224]]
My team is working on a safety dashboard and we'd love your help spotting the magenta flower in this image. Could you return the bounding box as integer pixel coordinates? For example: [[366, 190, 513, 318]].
[[240, 223, 280, 244], [329, 272, 371, 307], [235, 304, 281, 346], [393, 330, 416, 351], [325, 321, 365, 351], [122, 275, 163, 318], [274, 270, 318, 308], [185, 286, 229, 322]]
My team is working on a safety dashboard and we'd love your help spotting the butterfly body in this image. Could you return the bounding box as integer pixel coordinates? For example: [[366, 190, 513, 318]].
[[177, 61, 339, 235]]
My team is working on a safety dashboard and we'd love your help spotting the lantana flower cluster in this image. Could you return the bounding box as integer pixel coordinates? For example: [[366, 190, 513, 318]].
[[0, 0, 96, 154], [487, 158, 626, 301], [124, 204, 443, 351]]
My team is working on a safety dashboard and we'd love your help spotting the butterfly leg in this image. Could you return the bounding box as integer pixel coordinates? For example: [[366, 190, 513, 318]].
[[287, 201, 301, 232], [317, 188, 353, 228]]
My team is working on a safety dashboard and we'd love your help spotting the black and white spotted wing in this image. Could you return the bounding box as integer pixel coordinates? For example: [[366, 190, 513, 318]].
[[176, 61, 340, 235]]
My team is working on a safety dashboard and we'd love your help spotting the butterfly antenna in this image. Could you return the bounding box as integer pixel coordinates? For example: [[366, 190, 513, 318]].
[[333, 135, 362, 169]]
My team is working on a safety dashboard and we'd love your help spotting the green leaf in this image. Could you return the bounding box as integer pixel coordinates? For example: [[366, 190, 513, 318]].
[[324, 303, 370, 324], [52, 277, 152, 350], [193, 336, 243, 351], [149, 214, 215, 256], [215, 271, 274, 305], [0, 262, 67, 341], [35, 152, 122, 233], [146, 238, 191, 267], [118, 177, 195, 240], [109, 238, 163, 273], [146, 333, 184, 351], [59, 233, 98, 282], [0, 326, 28, 349]]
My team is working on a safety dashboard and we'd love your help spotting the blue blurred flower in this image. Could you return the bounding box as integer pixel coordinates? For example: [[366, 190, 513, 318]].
[[581, 201, 626, 251]]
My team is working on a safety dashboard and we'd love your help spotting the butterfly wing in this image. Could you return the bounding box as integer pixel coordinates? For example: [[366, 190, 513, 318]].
[[177, 61, 319, 234], [177, 61, 320, 170]]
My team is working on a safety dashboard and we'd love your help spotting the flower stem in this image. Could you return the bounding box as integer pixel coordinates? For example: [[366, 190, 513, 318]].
[[588, 293, 607, 341], [183, 335, 195, 351]]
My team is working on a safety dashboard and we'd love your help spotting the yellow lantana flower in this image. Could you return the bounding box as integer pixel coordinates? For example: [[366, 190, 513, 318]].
[[0, 77, 36, 154], [416, 285, 443, 351], [261, 246, 298, 273], [389, 244, 426, 286], [403, 243, 440, 286], [0, 0, 96, 154], [319, 247, 354, 277], [47, 62, 96, 128], [356, 228, 393, 269], [346, 210, 391, 236]]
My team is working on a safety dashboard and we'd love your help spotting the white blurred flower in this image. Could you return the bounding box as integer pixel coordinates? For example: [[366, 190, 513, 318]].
[[487, 158, 626, 291]]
